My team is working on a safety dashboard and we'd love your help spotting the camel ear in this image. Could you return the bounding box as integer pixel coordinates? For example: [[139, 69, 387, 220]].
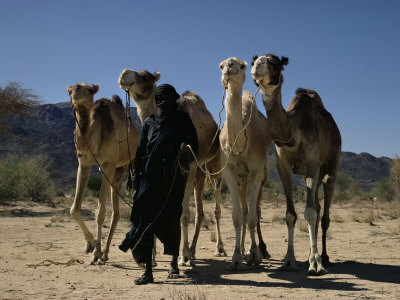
[[67, 85, 73, 95], [251, 55, 258, 66], [153, 72, 161, 83], [92, 84, 99, 94], [281, 56, 289, 68]]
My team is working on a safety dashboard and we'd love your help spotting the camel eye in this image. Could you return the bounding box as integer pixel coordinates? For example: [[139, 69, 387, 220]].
[[240, 64, 245, 69], [219, 65, 223, 69]]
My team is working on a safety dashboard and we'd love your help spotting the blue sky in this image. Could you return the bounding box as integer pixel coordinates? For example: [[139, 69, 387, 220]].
[[1, 0, 399, 158]]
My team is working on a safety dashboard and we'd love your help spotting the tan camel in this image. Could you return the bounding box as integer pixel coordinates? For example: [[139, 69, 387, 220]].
[[219, 57, 272, 270], [67, 83, 139, 264], [251, 54, 342, 275], [118, 70, 226, 266]]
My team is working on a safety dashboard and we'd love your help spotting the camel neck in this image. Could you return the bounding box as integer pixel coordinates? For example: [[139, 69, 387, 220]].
[[73, 108, 90, 136], [224, 83, 247, 152], [132, 92, 156, 123], [260, 79, 292, 143]]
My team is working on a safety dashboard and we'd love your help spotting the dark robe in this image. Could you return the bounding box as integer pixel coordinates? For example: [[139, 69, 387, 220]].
[[121, 109, 198, 264]]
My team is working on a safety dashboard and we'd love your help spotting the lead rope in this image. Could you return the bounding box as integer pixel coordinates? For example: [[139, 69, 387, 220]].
[[72, 104, 132, 208], [178, 85, 260, 176], [125, 90, 134, 192]]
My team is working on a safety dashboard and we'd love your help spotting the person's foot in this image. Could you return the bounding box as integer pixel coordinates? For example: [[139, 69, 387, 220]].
[[134, 273, 154, 285], [167, 266, 180, 279], [118, 242, 129, 253]]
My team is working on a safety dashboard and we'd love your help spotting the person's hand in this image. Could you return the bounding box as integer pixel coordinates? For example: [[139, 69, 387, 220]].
[[180, 143, 190, 155]]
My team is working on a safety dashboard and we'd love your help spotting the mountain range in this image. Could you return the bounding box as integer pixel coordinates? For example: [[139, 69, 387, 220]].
[[0, 102, 393, 191]]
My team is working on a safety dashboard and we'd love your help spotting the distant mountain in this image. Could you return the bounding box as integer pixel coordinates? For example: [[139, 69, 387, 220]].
[[0, 101, 141, 189], [0, 102, 393, 191]]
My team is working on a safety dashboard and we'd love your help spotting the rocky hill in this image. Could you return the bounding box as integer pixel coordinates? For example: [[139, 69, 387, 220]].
[[0, 102, 393, 191]]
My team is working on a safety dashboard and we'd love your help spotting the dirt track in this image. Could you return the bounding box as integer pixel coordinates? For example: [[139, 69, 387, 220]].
[[0, 199, 399, 299]]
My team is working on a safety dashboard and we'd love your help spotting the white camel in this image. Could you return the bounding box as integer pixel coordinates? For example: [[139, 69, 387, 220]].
[[218, 57, 272, 270]]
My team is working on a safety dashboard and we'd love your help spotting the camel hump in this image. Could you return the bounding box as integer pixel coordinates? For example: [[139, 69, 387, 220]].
[[295, 88, 325, 108], [180, 90, 206, 107], [111, 95, 124, 110]]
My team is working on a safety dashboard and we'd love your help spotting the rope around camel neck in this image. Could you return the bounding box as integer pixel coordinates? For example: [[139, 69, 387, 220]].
[[179, 85, 260, 177]]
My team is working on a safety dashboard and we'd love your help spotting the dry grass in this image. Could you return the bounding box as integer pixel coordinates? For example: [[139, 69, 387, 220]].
[[350, 208, 376, 224], [167, 286, 207, 300], [272, 213, 286, 224], [331, 214, 344, 223]]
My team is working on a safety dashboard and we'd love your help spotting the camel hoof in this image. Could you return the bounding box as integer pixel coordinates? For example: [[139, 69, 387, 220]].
[[178, 259, 194, 267], [279, 262, 299, 272], [152, 260, 158, 267], [85, 241, 95, 254], [97, 260, 106, 265], [214, 250, 227, 257], [321, 253, 331, 266], [317, 266, 328, 276]]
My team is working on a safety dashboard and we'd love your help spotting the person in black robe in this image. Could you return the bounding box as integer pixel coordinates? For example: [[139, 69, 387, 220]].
[[119, 84, 198, 285]]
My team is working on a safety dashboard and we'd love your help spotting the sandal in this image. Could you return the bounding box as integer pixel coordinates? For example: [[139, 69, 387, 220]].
[[134, 273, 154, 285], [167, 267, 180, 279]]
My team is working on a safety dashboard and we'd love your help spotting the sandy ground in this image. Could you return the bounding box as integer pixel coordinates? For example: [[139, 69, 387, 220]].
[[0, 197, 399, 299]]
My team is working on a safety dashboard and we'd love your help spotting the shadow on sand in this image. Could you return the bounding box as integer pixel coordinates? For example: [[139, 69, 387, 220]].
[[180, 258, 400, 291]]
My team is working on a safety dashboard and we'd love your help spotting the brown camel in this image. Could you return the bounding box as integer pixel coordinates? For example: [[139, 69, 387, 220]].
[[67, 83, 139, 264], [218, 57, 271, 270], [118, 70, 226, 266], [251, 54, 341, 275]]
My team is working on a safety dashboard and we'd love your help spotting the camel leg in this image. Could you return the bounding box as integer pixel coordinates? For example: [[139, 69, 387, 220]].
[[100, 166, 126, 263], [179, 163, 197, 266], [70, 164, 96, 254], [257, 168, 270, 259], [277, 155, 298, 271], [212, 175, 226, 256], [321, 155, 339, 266], [244, 170, 263, 266], [207, 153, 226, 257], [304, 161, 327, 275], [224, 164, 246, 271], [237, 174, 248, 256], [91, 163, 116, 264], [189, 168, 206, 260]]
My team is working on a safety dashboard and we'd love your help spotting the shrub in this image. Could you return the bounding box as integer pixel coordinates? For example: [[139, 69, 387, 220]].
[[372, 177, 395, 202], [0, 154, 54, 203], [333, 172, 361, 201], [87, 173, 102, 196], [391, 155, 400, 200]]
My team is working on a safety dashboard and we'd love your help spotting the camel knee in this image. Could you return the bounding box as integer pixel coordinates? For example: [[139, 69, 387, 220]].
[[70, 206, 80, 221], [285, 212, 297, 228], [304, 207, 317, 225]]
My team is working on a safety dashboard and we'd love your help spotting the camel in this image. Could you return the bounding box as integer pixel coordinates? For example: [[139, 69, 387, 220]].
[[67, 83, 139, 264], [118, 70, 226, 266], [218, 57, 272, 270], [251, 54, 342, 275]]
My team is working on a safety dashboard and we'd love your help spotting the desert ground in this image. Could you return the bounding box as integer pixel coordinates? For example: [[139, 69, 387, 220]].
[[0, 195, 399, 299]]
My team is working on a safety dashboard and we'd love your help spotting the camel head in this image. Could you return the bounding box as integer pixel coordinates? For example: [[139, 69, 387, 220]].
[[67, 83, 99, 110], [251, 54, 288, 88], [118, 69, 161, 101], [219, 57, 247, 88]]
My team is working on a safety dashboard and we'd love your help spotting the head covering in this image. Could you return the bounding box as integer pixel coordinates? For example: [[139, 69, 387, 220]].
[[154, 84, 180, 128], [154, 84, 180, 103]]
